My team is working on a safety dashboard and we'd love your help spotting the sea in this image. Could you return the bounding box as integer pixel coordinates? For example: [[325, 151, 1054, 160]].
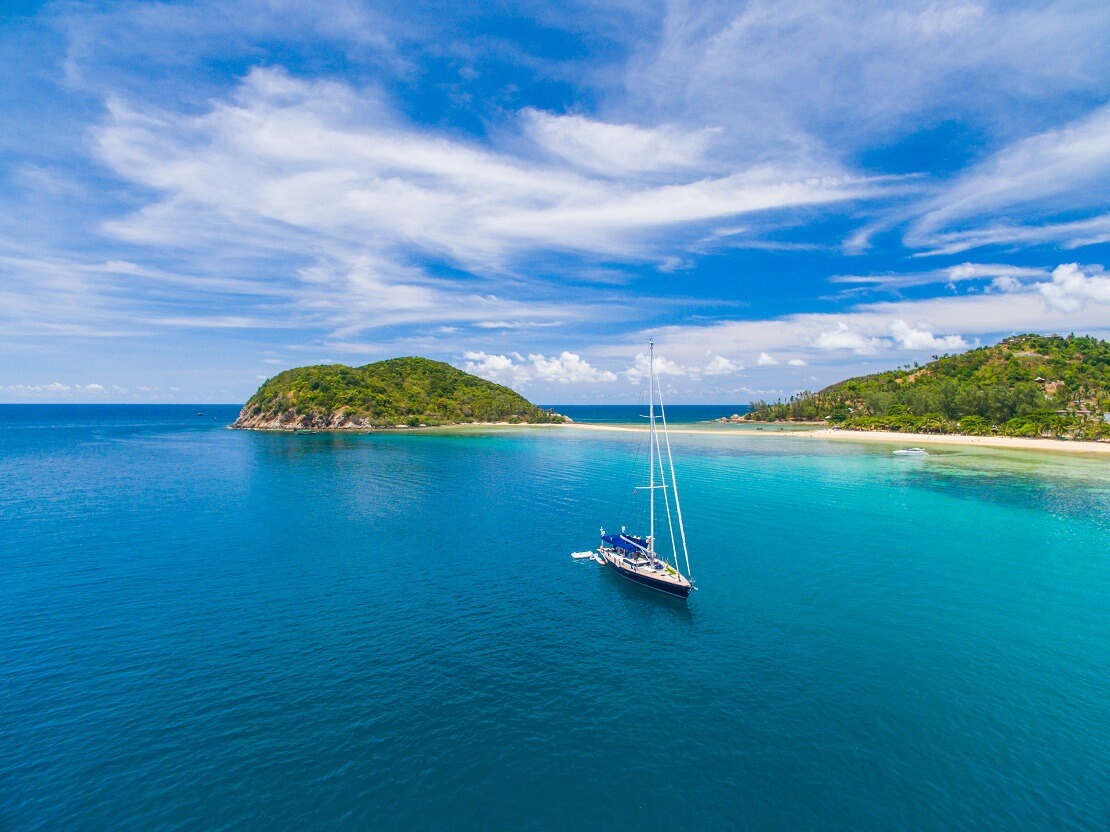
[[1, 405, 1107, 831]]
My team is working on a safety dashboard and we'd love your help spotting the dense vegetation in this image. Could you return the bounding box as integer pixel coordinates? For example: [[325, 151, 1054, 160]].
[[234, 357, 565, 429], [748, 334, 1110, 440]]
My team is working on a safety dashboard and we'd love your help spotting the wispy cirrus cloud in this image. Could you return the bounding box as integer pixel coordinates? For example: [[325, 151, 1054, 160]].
[[906, 105, 1110, 254], [626, 1, 1109, 159], [95, 67, 885, 267], [830, 262, 1050, 293], [907, 214, 1110, 258], [522, 109, 719, 176]]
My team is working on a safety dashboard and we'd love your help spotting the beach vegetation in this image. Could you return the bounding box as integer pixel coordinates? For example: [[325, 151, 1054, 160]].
[[748, 334, 1110, 440]]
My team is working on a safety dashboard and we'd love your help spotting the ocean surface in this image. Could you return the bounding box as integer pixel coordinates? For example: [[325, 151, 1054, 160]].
[[551, 403, 752, 424], [1, 405, 1107, 831]]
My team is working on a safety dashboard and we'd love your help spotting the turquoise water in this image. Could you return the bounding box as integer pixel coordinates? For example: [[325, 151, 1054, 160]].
[[1, 406, 1108, 830]]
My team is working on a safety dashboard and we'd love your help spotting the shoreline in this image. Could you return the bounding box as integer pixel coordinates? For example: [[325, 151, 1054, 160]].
[[229, 418, 1108, 455], [228, 420, 569, 433], [568, 422, 1110, 456]]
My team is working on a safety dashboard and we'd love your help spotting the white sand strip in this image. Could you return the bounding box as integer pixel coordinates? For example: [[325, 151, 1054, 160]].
[[567, 423, 1110, 455]]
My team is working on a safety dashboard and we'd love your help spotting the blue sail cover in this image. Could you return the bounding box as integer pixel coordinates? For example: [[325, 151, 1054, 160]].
[[602, 533, 648, 553]]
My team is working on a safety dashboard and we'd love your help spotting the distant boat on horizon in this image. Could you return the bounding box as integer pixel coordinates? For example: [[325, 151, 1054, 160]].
[[595, 340, 694, 600]]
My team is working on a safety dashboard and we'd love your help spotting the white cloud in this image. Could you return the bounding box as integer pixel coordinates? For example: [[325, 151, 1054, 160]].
[[908, 106, 1110, 252], [911, 214, 1110, 257], [3, 382, 107, 397], [462, 351, 530, 386], [527, 352, 618, 384], [703, 353, 741, 375], [624, 352, 688, 382], [599, 261, 1110, 373], [523, 109, 716, 175], [463, 350, 616, 386], [889, 319, 967, 350], [831, 263, 1049, 292], [1037, 263, 1110, 313], [787, 358, 807, 366], [813, 323, 884, 355], [990, 275, 1023, 293], [629, 0, 1109, 170], [756, 351, 779, 365], [95, 67, 882, 273]]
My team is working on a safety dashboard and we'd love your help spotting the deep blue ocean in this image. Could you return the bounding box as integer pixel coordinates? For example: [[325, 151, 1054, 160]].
[[1, 405, 1108, 830]]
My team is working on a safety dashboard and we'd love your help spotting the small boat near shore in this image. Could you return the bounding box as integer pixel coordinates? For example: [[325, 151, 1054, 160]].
[[592, 340, 695, 600], [893, 447, 930, 456]]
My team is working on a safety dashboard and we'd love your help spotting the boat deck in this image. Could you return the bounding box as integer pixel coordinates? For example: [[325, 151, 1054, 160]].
[[599, 548, 691, 589]]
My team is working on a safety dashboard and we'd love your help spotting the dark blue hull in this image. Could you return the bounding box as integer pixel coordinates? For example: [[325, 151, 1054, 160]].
[[604, 557, 691, 599]]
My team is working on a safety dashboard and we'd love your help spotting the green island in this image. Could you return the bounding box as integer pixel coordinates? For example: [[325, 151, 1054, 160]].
[[747, 334, 1110, 441], [232, 356, 566, 430]]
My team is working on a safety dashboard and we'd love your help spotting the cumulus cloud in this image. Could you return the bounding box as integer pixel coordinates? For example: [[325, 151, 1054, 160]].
[[787, 358, 807, 366], [889, 320, 968, 350], [624, 352, 688, 382], [463, 351, 530, 385], [990, 275, 1023, 293], [813, 323, 884, 355], [756, 352, 779, 365], [703, 353, 741, 375], [463, 350, 616, 386], [1037, 263, 1110, 313], [528, 352, 618, 384], [599, 260, 1110, 376]]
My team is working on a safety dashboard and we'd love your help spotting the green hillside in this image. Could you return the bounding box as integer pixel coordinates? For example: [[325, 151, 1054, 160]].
[[748, 334, 1110, 440], [233, 357, 565, 430]]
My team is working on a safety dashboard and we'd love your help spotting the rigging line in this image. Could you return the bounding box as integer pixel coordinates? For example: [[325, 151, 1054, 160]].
[[648, 340, 655, 555], [657, 383, 691, 579], [654, 403, 679, 570], [620, 372, 649, 527]]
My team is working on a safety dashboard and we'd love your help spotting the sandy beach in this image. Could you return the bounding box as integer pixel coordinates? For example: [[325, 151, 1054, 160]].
[[568, 422, 1110, 456]]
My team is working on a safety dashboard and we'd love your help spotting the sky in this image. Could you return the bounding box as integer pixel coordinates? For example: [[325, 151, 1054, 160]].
[[2, 0, 1109, 404]]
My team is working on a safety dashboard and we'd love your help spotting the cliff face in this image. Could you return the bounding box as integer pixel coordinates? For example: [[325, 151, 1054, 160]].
[[232, 409, 379, 431], [231, 356, 565, 431]]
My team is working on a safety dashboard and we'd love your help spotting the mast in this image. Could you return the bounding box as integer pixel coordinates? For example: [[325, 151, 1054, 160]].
[[648, 339, 655, 555], [654, 406, 679, 569], [657, 385, 691, 579]]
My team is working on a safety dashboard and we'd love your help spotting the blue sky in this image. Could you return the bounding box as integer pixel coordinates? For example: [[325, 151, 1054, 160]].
[[2, 0, 1109, 403]]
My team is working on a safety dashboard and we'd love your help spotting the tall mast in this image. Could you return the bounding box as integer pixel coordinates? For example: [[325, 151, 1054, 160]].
[[657, 385, 691, 578], [648, 339, 655, 555]]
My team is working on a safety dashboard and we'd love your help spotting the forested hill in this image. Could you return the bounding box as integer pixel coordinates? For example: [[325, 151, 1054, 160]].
[[748, 334, 1110, 439], [232, 357, 566, 430]]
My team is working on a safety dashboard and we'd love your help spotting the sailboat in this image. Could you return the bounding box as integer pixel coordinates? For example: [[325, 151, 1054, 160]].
[[597, 340, 695, 599]]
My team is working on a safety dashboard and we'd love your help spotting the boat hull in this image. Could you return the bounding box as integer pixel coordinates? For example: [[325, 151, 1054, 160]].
[[603, 556, 692, 599]]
